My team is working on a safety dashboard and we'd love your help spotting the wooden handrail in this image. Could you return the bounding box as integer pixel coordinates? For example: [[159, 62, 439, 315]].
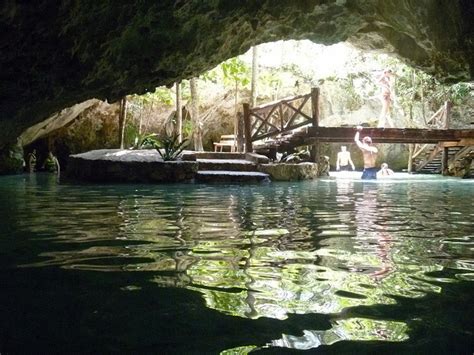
[[415, 143, 444, 171], [251, 93, 310, 112], [425, 101, 452, 129], [425, 105, 444, 125], [412, 143, 429, 159], [246, 91, 315, 145]]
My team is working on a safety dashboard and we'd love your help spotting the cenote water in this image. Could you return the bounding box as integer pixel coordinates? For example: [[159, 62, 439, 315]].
[[0, 173, 473, 353]]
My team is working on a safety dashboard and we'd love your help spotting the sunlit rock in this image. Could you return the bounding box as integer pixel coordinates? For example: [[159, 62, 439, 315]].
[[447, 155, 473, 178], [259, 162, 318, 181], [66, 149, 198, 183]]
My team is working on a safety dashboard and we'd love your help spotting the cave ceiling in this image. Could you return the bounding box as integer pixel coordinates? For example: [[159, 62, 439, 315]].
[[0, 0, 473, 148]]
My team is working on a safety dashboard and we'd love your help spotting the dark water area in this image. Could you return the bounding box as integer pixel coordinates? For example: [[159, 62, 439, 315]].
[[0, 173, 473, 354]]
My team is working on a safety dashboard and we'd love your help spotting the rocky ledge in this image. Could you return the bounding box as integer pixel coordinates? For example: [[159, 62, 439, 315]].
[[258, 163, 319, 181], [66, 150, 198, 183], [65, 150, 322, 183]]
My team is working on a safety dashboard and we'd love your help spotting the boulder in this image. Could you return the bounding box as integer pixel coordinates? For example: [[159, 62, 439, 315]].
[[447, 156, 473, 178], [258, 163, 318, 181]]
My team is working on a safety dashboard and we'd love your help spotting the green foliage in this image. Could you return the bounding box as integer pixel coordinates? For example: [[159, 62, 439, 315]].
[[155, 133, 188, 161], [323, 75, 364, 112], [260, 70, 283, 91], [200, 68, 219, 83], [130, 86, 174, 106], [0, 143, 24, 174], [220, 57, 250, 88], [132, 132, 160, 149], [182, 120, 194, 140], [393, 65, 473, 116], [445, 82, 472, 105]]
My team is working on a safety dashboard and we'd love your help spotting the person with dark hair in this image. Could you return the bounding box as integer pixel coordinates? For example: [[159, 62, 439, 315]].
[[43, 152, 60, 174], [354, 126, 378, 179], [27, 149, 37, 173]]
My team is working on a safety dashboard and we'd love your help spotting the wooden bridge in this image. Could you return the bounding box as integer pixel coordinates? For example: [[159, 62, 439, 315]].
[[237, 88, 474, 173]]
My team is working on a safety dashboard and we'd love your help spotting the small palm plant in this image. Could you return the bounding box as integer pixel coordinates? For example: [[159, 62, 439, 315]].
[[156, 133, 188, 161]]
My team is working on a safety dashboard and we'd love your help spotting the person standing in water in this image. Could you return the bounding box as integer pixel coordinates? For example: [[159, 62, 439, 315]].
[[354, 126, 378, 180], [377, 69, 397, 128], [336, 145, 355, 171], [27, 149, 37, 173], [377, 163, 394, 178], [43, 151, 60, 174]]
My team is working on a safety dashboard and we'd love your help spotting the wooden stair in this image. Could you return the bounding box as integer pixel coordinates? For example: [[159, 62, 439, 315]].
[[414, 145, 473, 175]]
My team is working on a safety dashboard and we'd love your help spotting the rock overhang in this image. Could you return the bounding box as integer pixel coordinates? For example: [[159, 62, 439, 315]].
[[0, 0, 472, 148]]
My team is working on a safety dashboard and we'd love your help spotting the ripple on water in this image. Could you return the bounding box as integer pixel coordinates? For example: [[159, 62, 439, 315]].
[[1, 174, 473, 350]]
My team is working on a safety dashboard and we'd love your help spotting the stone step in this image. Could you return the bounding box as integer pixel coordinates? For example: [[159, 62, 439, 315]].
[[194, 152, 246, 160], [197, 159, 258, 172], [196, 170, 270, 183]]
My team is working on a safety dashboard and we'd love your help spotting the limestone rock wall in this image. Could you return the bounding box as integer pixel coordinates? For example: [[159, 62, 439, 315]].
[[1, 1, 472, 150]]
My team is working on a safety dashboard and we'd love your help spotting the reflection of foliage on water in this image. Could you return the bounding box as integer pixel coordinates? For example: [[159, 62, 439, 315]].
[[7, 177, 474, 350], [220, 345, 257, 355], [269, 318, 409, 350]]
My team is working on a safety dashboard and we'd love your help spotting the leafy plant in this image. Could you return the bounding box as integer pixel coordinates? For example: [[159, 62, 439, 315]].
[[221, 58, 250, 87], [155, 133, 188, 161], [133, 132, 159, 149]]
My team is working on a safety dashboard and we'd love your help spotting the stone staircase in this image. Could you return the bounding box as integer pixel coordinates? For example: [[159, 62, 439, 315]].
[[194, 152, 270, 183]]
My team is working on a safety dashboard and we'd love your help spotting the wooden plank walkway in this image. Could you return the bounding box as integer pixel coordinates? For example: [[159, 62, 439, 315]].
[[279, 127, 474, 146], [308, 127, 474, 143]]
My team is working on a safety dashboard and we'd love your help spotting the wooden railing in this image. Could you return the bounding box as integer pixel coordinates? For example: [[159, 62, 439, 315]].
[[410, 101, 452, 171], [243, 88, 320, 152], [425, 101, 452, 129]]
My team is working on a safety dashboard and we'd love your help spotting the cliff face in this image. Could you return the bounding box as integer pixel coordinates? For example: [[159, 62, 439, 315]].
[[1, 0, 473, 148]]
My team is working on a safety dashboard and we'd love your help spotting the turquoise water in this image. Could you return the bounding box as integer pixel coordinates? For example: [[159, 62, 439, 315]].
[[0, 173, 473, 353]]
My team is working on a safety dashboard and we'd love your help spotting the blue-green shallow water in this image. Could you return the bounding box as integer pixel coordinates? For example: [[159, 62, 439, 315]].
[[0, 173, 473, 354]]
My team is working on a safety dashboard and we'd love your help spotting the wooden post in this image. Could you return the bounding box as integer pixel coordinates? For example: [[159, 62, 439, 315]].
[[311, 87, 320, 127], [442, 146, 449, 175], [118, 96, 127, 149], [311, 87, 320, 163], [407, 144, 414, 173], [236, 111, 244, 152], [175, 81, 182, 143], [243, 103, 252, 153], [250, 46, 258, 108], [310, 140, 319, 163], [444, 101, 452, 129]]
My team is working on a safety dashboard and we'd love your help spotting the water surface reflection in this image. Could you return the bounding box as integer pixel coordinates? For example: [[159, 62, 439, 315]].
[[0, 174, 473, 352]]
